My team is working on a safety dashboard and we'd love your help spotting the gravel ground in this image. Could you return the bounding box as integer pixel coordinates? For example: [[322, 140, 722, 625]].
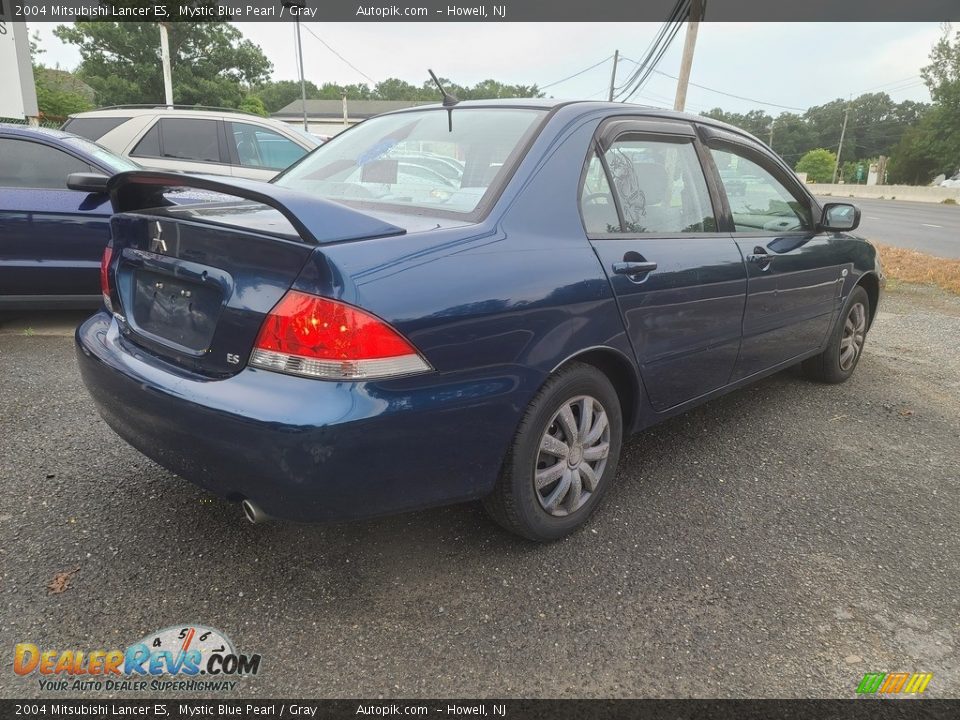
[[0, 284, 958, 699]]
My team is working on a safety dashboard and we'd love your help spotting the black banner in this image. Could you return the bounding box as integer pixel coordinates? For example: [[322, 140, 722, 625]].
[[2, 700, 960, 719], [3, 0, 958, 23]]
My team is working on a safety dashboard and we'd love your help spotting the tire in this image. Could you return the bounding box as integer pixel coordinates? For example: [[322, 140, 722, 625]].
[[483, 362, 623, 542], [802, 285, 871, 384]]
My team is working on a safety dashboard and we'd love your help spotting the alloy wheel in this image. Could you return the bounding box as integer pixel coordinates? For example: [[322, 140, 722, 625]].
[[839, 301, 867, 371]]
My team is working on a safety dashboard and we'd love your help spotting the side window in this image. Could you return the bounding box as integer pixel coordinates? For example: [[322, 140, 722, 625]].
[[709, 146, 812, 232], [602, 135, 716, 233], [131, 124, 160, 157], [133, 118, 221, 163], [579, 151, 620, 234], [230, 122, 307, 170], [0, 138, 92, 189]]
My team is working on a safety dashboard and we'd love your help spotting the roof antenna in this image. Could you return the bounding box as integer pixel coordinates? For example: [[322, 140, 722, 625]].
[[428, 69, 459, 132]]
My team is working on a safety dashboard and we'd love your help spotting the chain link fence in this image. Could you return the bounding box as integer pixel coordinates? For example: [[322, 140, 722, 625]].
[[0, 116, 64, 130]]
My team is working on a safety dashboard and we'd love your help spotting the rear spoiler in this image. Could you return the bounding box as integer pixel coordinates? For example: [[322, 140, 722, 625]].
[[106, 171, 406, 245]]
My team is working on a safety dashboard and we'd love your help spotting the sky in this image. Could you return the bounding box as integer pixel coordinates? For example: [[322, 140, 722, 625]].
[[29, 21, 946, 115]]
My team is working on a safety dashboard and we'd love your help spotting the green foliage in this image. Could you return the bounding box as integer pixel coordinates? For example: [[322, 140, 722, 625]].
[[35, 68, 95, 118], [29, 31, 94, 119], [888, 28, 960, 183], [238, 95, 268, 117], [795, 148, 837, 183], [703, 93, 929, 179], [701, 108, 773, 139], [250, 79, 321, 112], [251, 76, 542, 113], [54, 18, 273, 108]]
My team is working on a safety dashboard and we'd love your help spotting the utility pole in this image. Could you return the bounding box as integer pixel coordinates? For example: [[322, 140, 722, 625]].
[[673, 0, 704, 112], [832, 103, 850, 184], [283, 0, 309, 131], [159, 23, 174, 107], [768, 118, 775, 149], [608, 50, 619, 102]]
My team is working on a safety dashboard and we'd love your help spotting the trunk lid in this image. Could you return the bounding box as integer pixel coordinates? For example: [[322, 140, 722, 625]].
[[105, 171, 406, 377]]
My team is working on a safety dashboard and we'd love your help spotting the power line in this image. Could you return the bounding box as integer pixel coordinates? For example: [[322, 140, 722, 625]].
[[301, 25, 376, 84], [615, 3, 683, 93], [540, 55, 614, 90], [622, 21, 686, 102], [642, 66, 806, 111], [615, 0, 689, 102], [854, 74, 922, 94]]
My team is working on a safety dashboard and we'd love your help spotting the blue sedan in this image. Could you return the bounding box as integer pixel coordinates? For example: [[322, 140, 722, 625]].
[[76, 100, 883, 540], [0, 125, 140, 308]]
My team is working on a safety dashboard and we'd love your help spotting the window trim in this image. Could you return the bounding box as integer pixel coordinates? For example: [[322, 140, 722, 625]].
[[576, 142, 623, 236], [698, 125, 819, 237], [0, 136, 97, 190], [579, 117, 723, 240]]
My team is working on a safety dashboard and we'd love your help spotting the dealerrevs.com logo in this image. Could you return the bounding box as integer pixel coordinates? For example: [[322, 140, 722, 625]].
[[14, 625, 261, 692]]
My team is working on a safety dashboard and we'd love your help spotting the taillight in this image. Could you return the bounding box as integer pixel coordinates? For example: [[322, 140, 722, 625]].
[[249, 291, 432, 381], [100, 245, 113, 312]]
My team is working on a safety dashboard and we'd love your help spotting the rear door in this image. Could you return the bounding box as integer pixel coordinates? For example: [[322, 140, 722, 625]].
[[701, 127, 841, 381], [128, 116, 232, 176], [0, 136, 110, 300], [584, 118, 747, 412]]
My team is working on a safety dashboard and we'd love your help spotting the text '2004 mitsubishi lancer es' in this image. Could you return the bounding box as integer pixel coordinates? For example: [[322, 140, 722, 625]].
[[76, 99, 883, 541]]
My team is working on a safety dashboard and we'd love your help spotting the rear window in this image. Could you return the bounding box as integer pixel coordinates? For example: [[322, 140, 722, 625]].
[[61, 116, 130, 141], [132, 118, 222, 163], [274, 108, 545, 217]]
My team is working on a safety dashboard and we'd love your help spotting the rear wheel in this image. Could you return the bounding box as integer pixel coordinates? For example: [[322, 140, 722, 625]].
[[483, 363, 623, 541], [802, 285, 870, 384]]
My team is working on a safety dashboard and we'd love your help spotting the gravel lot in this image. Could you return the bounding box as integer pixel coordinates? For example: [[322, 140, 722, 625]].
[[1, 284, 958, 699]]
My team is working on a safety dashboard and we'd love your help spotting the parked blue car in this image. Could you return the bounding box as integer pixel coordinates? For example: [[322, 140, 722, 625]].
[[76, 100, 883, 540], [0, 125, 141, 308]]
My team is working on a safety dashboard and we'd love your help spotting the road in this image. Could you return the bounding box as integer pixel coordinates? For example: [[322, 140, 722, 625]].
[[1, 287, 959, 699], [818, 196, 960, 259]]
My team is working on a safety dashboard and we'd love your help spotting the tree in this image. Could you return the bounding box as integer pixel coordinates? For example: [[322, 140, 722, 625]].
[[374, 78, 429, 101], [28, 31, 94, 119], [54, 19, 272, 108], [701, 107, 773, 139], [239, 95, 268, 117], [250, 79, 321, 112], [35, 69, 95, 118], [768, 112, 814, 164], [795, 148, 837, 183]]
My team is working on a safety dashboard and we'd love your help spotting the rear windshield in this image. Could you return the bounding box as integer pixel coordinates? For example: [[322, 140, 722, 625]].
[[274, 108, 545, 217]]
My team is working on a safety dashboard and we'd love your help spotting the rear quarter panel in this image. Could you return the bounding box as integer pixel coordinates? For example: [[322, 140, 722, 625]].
[[286, 109, 637, 495]]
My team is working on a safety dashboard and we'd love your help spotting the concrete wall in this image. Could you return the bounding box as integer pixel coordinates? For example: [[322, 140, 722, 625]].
[[809, 183, 960, 204]]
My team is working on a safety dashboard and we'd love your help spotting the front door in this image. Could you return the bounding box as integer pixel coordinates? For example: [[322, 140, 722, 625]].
[[702, 131, 841, 380], [583, 120, 747, 412], [0, 137, 111, 300]]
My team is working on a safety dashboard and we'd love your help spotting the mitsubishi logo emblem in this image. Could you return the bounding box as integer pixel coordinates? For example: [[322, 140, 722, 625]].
[[149, 221, 168, 254]]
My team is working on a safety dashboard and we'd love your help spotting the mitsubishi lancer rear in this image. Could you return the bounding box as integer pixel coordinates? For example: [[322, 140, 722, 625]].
[[75, 103, 555, 528]]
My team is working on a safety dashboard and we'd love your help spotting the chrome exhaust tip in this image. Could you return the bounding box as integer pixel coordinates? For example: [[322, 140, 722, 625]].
[[241, 498, 271, 525]]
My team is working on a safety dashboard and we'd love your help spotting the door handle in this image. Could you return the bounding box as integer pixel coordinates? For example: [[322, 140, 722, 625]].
[[612, 260, 657, 275], [746, 247, 772, 267]]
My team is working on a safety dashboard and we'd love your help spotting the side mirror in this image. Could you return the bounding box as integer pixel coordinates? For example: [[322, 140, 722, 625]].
[[819, 202, 860, 232], [67, 172, 109, 194]]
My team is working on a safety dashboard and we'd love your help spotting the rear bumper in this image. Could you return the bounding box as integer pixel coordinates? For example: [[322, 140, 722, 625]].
[[76, 312, 525, 522]]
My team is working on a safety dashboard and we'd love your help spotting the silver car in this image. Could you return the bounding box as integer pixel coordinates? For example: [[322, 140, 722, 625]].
[[62, 106, 319, 181]]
